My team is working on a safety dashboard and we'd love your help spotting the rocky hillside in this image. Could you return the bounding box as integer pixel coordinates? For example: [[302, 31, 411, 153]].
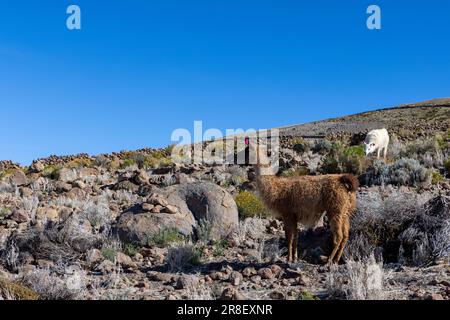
[[0, 99, 449, 300], [281, 98, 450, 142]]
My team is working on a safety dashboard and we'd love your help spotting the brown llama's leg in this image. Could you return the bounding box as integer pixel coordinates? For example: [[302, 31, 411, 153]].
[[327, 216, 344, 265], [284, 217, 295, 262], [334, 215, 350, 263], [293, 224, 299, 262]]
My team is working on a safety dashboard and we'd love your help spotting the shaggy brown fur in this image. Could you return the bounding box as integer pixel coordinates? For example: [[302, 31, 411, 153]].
[[251, 144, 359, 263]]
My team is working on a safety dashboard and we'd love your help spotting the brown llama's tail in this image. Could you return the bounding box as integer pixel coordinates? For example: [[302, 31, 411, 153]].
[[339, 174, 359, 192]]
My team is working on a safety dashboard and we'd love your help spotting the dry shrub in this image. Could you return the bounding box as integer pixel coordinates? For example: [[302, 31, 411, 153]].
[[348, 189, 449, 265], [362, 158, 431, 187], [327, 255, 384, 300], [21, 267, 86, 300], [166, 243, 203, 272]]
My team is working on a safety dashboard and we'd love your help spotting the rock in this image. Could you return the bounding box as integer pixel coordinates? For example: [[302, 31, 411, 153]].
[[210, 271, 227, 281], [258, 268, 274, 280], [55, 181, 72, 192], [440, 280, 450, 287], [147, 271, 174, 283], [164, 205, 178, 214], [86, 248, 104, 266], [31, 161, 45, 173], [11, 209, 29, 223], [117, 181, 238, 243], [220, 287, 245, 300], [114, 180, 139, 192], [9, 170, 28, 186], [36, 207, 59, 222], [78, 167, 98, 180], [296, 274, 310, 286], [270, 264, 282, 277], [175, 275, 199, 290], [151, 205, 163, 213], [141, 203, 155, 212], [133, 170, 149, 185], [242, 267, 257, 277], [66, 187, 86, 199], [269, 290, 286, 300], [36, 259, 54, 268], [147, 194, 168, 207], [116, 252, 137, 269], [19, 187, 33, 197], [229, 271, 243, 286], [96, 260, 116, 274], [116, 211, 194, 246], [169, 182, 238, 240], [73, 180, 86, 189], [250, 275, 262, 284], [58, 168, 78, 182], [426, 293, 445, 300]]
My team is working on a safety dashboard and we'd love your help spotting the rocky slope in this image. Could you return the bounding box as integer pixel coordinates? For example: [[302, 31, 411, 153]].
[[0, 99, 449, 300]]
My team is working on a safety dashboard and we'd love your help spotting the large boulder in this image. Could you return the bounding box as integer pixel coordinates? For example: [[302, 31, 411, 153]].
[[116, 182, 238, 244], [170, 182, 239, 240], [9, 170, 28, 186]]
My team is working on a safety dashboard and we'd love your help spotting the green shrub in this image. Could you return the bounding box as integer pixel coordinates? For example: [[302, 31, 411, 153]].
[[123, 244, 140, 257], [101, 248, 117, 262], [42, 165, 61, 180], [321, 143, 366, 175], [344, 145, 365, 157], [280, 166, 309, 177], [66, 158, 92, 169], [292, 138, 311, 153], [298, 290, 320, 300], [212, 240, 229, 257], [121, 158, 137, 169], [312, 140, 333, 154], [432, 171, 444, 185], [196, 219, 213, 243], [0, 208, 11, 219], [121, 151, 172, 169], [445, 158, 450, 176], [147, 228, 186, 247], [436, 130, 450, 150], [235, 191, 271, 218]]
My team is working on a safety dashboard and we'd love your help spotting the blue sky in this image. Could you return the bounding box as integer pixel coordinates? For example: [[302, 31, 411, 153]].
[[1, 1, 449, 165]]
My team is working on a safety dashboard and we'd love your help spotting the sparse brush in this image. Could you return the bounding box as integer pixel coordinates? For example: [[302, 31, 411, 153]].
[[327, 255, 385, 300], [212, 239, 229, 257], [147, 228, 186, 247], [350, 189, 448, 265], [362, 158, 431, 187], [123, 243, 140, 257], [231, 217, 267, 245], [196, 219, 213, 244], [166, 243, 203, 272], [444, 158, 450, 176], [21, 268, 86, 300], [312, 140, 333, 155]]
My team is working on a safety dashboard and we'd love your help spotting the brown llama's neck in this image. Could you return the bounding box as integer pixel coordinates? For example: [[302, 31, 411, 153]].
[[253, 162, 279, 208]]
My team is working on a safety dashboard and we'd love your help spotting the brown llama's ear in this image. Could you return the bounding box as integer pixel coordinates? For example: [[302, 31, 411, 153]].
[[340, 174, 359, 192]]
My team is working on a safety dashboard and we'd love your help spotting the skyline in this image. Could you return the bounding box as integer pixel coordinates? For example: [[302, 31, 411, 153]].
[[1, 1, 450, 165]]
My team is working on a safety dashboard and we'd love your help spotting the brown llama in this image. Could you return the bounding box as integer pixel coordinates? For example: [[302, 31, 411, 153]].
[[249, 142, 359, 264]]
